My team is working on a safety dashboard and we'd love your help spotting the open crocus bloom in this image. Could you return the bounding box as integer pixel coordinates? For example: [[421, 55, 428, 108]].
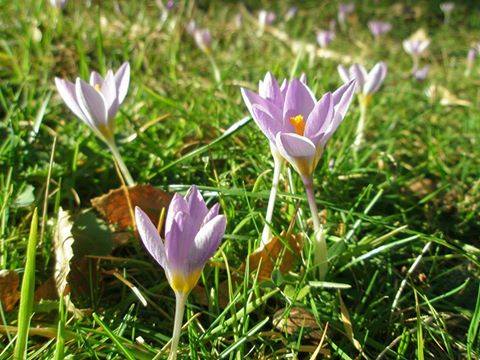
[[337, 62, 387, 98], [403, 39, 430, 57], [368, 21, 392, 38], [316, 30, 335, 48], [193, 28, 212, 53], [54, 62, 130, 144], [135, 186, 226, 295], [242, 73, 356, 177]]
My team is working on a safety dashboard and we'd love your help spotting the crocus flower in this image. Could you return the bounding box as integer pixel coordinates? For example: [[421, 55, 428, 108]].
[[440, 2, 455, 23], [368, 20, 392, 39], [285, 6, 298, 21], [55, 62, 130, 144], [258, 10, 276, 26], [338, 2, 355, 29], [242, 74, 356, 178], [412, 65, 430, 81], [186, 20, 197, 35], [135, 186, 226, 360], [316, 30, 336, 49], [466, 48, 477, 76], [54, 62, 134, 185], [402, 38, 430, 57], [234, 13, 243, 29], [193, 28, 212, 53], [337, 62, 387, 99], [50, 0, 67, 8]]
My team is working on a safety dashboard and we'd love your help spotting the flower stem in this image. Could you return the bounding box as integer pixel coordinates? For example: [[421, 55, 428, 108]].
[[206, 53, 222, 86], [261, 155, 284, 247], [107, 141, 135, 187], [301, 176, 328, 280], [353, 95, 368, 152], [168, 292, 186, 360]]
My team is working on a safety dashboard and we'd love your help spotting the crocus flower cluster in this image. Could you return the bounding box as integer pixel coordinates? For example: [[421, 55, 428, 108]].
[[136, 186, 226, 360], [368, 20, 392, 39], [316, 30, 336, 49]]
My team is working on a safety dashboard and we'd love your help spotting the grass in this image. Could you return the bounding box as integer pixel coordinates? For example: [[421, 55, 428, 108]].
[[1, 0, 479, 358]]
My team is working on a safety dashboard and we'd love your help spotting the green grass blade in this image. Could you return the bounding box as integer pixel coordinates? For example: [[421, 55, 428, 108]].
[[13, 208, 38, 360], [467, 283, 480, 359]]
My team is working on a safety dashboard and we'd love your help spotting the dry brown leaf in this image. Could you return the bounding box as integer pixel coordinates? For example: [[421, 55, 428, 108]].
[[246, 231, 303, 281], [91, 184, 172, 231], [273, 307, 323, 340], [54, 208, 74, 297], [0, 270, 20, 311], [191, 280, 230, 308]]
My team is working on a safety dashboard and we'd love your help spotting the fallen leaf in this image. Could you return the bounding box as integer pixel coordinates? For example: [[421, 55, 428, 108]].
[[273, 307, 323, 340], [425, 85, 472, 107], [246, 231, 303, 281], [54, 208, 74, 297], [191, 280, 230, 308], [0, 270, 20, 311], [91, 184, 172, 231]]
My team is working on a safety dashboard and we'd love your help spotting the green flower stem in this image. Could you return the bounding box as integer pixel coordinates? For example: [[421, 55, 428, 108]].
[[302, 176, 328, 280], [168, 292, 187, 360], [261, 154, 284, 247], [107, 141, 135, 187]]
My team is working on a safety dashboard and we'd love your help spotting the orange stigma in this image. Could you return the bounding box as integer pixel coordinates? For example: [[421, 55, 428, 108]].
[[94, 83, 101, 92], [290, 115, 305, 135]]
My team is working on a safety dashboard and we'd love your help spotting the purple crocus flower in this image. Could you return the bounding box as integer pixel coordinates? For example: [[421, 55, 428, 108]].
[[54, 62, 130, 144], [337, 62, 387, 97], [186, 20, 197, 35], [135, 186, 226, 295], [368, 21, 392, 38], [338, 2, 355, 29], [193, 28, 212, 53], [403, 39, 430, 57], [316, 30, 336, 49], [258, 10, 276, 26], [241, 73, 356, 177], [50, 0, 67, 8], [285, 6, 298, 21], [412, 65, 430, 81], [136, 185, 226, 359]]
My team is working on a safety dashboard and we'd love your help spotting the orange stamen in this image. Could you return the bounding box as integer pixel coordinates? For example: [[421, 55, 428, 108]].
[[289, 115, 305, 135]]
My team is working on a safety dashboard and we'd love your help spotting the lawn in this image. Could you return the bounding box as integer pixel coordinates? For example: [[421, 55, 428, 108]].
[[0, 0, 479, 359]]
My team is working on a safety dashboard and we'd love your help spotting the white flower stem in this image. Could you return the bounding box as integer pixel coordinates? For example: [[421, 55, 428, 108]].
[[301, 175, 328, 280], [353, 95, 368, 152], [168, 292, 187, 360], [206, 52, 222, 85], [107, 141, 135, 187], [261, 154, 284, 247]]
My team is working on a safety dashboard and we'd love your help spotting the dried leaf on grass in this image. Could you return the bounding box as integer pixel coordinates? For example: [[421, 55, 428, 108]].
[[273, 307, 323, 340], [338, 291, 364, 355], [406, 178, 436, 198], [191, 280, 230, 308], [91, 184, 172, 231], [0, 270, 20, 311], [54, 208, 74, 297], [425, 85, 472, 107], [246, 231, 303, 281]]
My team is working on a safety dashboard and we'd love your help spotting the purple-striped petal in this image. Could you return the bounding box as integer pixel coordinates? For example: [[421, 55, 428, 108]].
[[276, 132, 316, 176], [135, 207, 166, 269], [350, 64, 367, 90], [337, 65, 351, 84], [165, 193, 189, 235], [185, 185, 209, 232]]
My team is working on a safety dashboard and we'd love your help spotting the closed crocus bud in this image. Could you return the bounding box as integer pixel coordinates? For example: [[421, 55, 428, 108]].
[[285, 6, 298, 21], [193, 28, 212, 53], [413, 65, 430, 81], [50, 0, 67, 9], [316, 30, 335, 48], [368, 20, 392, 38], [337, 62, 387, 98], [135, 186, 226, 296], [54, 62, 130, 144]]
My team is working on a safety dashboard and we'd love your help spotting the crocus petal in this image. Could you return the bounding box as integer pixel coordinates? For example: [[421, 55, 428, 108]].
[[241, 87, 281, 119], [202, 203, 220, 226], [190, 215, 226, 269], [165, 211, 188, 271], [283, 78, 316, 122], [75, 78, 108, 127], [114, 62, 130, 104], [135, 207, 167, 269], [276, 132, 316, 176], [364, 62, 387, 95], [55, 78, 91, 126], [259, 72, 282, 105], [337, 64, 351, 84], [304, 92, 334, 145], [251, 104, 282, 143], [350, 64, 367, 91], [89, 71, 104, 87], [101, 70, 119, 119], [165, 193, 189, 236], [185, 185, 209, 232]]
